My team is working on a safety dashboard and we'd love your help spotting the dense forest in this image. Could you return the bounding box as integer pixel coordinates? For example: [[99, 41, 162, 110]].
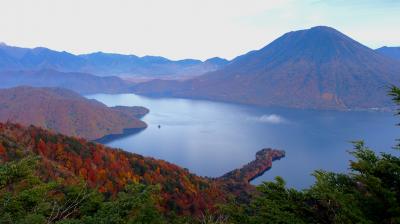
[[1, 87, 400, 223]]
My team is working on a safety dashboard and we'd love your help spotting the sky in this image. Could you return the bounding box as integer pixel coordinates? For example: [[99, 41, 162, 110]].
[[0, 0, 399, 60]]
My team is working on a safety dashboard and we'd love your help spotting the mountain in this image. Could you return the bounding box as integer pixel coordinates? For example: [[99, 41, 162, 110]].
[[204, 57, 230, 66], [0, 122, 284, 214], [376, 46, 400, 60], [0, 69, 133, 94], [132, 26, 400, 110], [0, 45, 85, 71], [0, 44, 228, 78], [0, 86, 148, 140], [0, 122, 223, 214]]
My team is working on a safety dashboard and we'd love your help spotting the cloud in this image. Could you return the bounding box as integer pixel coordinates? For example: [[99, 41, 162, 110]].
[[248, 114, 287, 124]]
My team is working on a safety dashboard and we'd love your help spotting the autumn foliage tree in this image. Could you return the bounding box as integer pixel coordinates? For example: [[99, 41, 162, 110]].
[[0, 122, 226, 215]]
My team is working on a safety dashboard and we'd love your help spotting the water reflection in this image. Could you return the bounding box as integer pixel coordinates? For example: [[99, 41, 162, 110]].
[[95, 128, 145, 144]]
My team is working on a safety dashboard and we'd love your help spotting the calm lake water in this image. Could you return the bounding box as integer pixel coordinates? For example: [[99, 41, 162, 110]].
[[86, 93, 400, 189]]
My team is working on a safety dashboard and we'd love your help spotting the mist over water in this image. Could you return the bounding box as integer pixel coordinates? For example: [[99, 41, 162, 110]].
[[246, 114, 288, 124], [86, 93, 400, 189]]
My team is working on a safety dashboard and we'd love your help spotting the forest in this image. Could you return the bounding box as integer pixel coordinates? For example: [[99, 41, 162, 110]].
[[1, 87, 400, 223]]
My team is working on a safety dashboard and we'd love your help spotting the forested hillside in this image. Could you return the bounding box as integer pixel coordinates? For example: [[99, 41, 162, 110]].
[[1, 88, 400, 223], [0, 86, 148, 140], [0, 122, 229, 216]]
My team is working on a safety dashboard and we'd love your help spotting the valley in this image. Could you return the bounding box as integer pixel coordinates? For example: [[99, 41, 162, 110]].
[[87, 93, 399, 189], [1, 25, 399, 190], [1, 20, 400, 222]]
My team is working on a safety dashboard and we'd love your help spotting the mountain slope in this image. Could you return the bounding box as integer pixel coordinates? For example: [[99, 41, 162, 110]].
[[0, 122, 284, 214], [0, 69, 133, 94], [376, 46, 400, 60], [133, 26, 400, 110], [0, 86, 148, 140], [0, 122, 223, 214], [0, 44, 228, 78]]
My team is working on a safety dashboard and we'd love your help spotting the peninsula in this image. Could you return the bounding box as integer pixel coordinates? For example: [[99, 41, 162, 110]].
[[218, 148, 285, 183]]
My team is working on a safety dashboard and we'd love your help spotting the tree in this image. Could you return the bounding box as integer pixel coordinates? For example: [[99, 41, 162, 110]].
[[79, 184, 166, 224], [0, 156, 56, 223], [221, 87, 400, 223]]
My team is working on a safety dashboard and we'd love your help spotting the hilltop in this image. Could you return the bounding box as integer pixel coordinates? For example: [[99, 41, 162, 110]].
[[0, 86, 148, 140]]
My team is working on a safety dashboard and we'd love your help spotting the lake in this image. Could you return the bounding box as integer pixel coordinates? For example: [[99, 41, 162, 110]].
[[86, 93, 400, 189]]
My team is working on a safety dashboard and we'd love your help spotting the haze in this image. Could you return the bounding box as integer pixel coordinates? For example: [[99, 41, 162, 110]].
[[1, 0, 400, 60]]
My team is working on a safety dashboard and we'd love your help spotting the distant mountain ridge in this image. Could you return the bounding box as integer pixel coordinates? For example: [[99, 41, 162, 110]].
[[132, 26, 400, 110], [0, 43, 229, 78], [0, 69, 133, 94], [376, 46, 400, 60], [0, 86, 148, 140], [2, 26, 399, 110]]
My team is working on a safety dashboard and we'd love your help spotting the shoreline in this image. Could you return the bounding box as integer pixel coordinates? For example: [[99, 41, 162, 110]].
[[94, 127, 146, 144], [217, 148, 285, 183]]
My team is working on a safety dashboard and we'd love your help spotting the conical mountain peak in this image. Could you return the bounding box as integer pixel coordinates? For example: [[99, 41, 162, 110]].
[[156, 26, 400, 110]]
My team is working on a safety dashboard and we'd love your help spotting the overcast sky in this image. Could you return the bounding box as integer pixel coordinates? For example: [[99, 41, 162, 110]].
[[1, 0, 399, 60]]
